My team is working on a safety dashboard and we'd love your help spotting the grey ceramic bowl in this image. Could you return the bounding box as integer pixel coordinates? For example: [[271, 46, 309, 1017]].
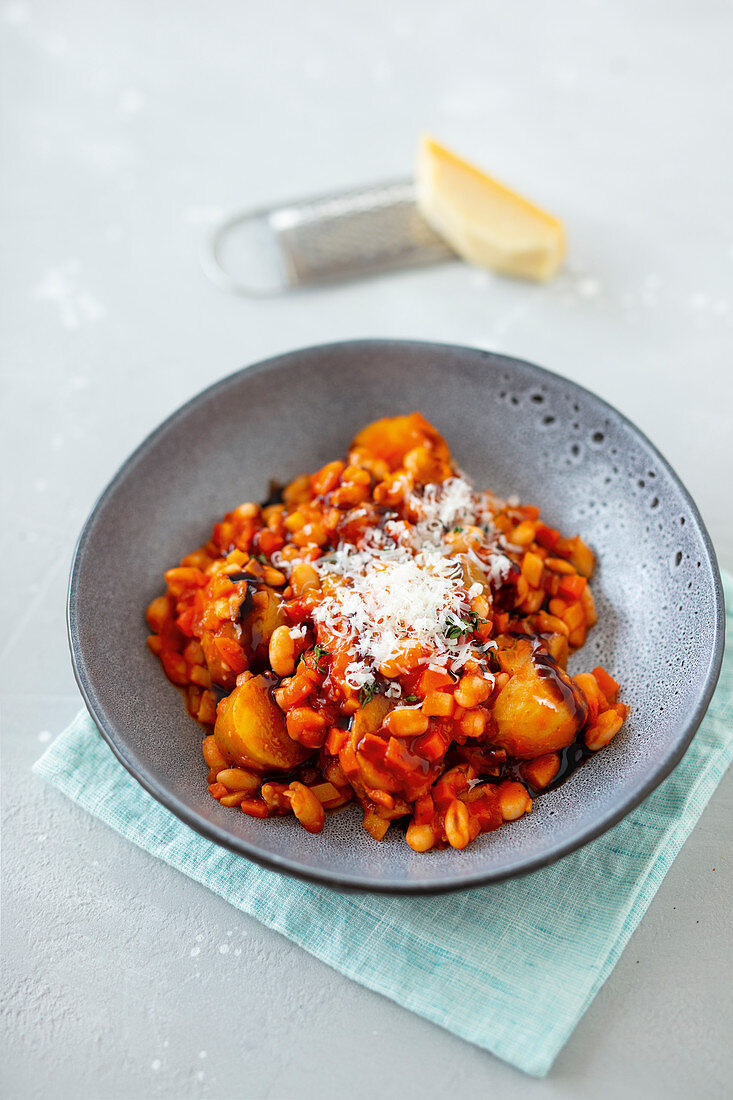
[[68, 340, 725, 894]]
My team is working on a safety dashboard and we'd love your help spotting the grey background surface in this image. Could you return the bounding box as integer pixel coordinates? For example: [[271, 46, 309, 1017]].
[[1, 1, 731, 1098]]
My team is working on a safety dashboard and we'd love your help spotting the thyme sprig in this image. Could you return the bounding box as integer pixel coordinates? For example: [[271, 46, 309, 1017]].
[[358, 681, 380, 707], [444, 610, 488, 639], [298, 642, 332, 675]]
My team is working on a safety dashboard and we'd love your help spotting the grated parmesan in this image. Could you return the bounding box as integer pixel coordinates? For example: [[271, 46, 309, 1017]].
[[310, 475, 512, 691]]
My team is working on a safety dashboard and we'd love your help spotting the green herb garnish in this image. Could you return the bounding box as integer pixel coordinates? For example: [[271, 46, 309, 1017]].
[[312, 643, 332, 674], [359, 681, 380, 707], [403, 694, 420, 703], [444, 610, 488, 639], [301, 643, 331, 674], [297, 642, 332, 675]]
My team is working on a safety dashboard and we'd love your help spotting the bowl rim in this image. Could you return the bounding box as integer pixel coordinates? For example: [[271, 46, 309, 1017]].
[[67, 338, 726, 894]]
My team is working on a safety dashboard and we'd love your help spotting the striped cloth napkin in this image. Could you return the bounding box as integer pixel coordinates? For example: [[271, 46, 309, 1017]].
[[34, 572, 731, 1076]]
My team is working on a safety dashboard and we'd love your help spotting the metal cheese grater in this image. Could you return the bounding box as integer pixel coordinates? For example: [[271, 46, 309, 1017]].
[[203, 180, 456, 295]]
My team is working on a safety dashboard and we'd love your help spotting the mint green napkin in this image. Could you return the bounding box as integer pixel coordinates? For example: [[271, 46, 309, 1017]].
[[34, 573, 731, 1077]]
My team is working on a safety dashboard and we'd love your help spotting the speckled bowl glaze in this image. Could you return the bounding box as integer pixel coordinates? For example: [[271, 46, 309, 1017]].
[[68, 340, 725, 893]]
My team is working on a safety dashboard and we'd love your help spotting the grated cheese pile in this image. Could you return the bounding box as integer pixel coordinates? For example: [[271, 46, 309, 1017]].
[[310, 476, 512, 694]]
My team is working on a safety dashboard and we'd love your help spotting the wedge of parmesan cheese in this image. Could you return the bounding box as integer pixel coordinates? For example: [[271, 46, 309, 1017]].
[[415, 135, 565, 281]]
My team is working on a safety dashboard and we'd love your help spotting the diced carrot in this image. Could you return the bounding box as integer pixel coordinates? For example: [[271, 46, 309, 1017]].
[[240, 798, 269, 819], [175, 607, 196, 637], [213, 636, 247, 674], [338, 739, 360, 781], [535, 523, 560, 550], [418, 667, 454, 694], [208, 572, 236, 599], [558, 574, 587, 600], [413, 728, 449, 762], [257, 528, 285, 556], [384, 736, 417, 776], [326, 727, 347, 755], [592, 666, 620, 702], [464, 784, 502, 830], [413, 794, 435, 825]]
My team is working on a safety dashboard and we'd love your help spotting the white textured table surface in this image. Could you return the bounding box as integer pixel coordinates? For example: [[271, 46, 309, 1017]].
[[2, 2, 732, 1097]]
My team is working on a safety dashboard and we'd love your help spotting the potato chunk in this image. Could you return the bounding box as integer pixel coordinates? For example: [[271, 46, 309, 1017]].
[[349, 696, 402, 793], [214, 675, 310, 772], [349, 413, 451, 472], [245, 589, 287, 655], [492, 649, 588, 758]]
